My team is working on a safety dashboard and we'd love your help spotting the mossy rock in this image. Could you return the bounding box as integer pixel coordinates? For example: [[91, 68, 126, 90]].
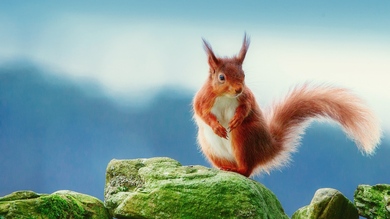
[[0, 190, 110, 219], [354, 184, 390, 219], [292, 188, 358, 219], [104, 157, 288, 219]]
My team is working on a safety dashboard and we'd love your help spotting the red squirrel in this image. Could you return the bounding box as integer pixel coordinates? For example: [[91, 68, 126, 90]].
[[193, 34, 382, 177]]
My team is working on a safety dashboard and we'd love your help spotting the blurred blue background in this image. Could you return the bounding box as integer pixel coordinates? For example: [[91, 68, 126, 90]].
[[1, 1, 389, 216]]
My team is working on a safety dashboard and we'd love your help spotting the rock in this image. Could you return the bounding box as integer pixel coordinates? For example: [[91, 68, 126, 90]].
[[292, 188, 358, 219], [0, 190, 110, 219], [104, 157, 289, 219], [354, 184, 390, 219]]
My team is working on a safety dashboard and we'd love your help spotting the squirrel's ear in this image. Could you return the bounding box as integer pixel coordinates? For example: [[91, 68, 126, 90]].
[[202, 38, 220, 71], [237, 33, 250, 64]]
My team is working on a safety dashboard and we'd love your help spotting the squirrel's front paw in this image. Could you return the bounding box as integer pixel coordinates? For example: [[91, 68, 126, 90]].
[[212, 124, 228, 139], [228, 116, 243, 132]]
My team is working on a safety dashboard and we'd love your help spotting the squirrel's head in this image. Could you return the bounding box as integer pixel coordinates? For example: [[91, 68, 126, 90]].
[[203, 34, 250, 98]]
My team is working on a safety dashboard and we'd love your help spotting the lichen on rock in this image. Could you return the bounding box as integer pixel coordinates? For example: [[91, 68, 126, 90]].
[[0, 190, 110, 219], [104, 157, 289, 219]]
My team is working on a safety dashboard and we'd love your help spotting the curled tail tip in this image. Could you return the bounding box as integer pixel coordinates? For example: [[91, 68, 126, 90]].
[[359, 127, 382, 155], [352, 112, 382, 155]]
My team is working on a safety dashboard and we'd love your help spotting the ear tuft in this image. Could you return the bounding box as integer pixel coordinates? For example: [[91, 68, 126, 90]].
[[237, 33, 250, 64], [202, 38, 220, 70]]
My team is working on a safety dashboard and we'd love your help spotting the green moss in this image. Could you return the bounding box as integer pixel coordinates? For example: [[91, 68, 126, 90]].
[[116, 186, 129, 192], [105, 157, 289, 219], [37, 194, 85, 219], [354, 184, 390, 219], [1, 190, 110, 219]]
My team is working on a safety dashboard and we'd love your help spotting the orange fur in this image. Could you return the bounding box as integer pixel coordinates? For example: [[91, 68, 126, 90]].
[[193, 34, 382, 177]]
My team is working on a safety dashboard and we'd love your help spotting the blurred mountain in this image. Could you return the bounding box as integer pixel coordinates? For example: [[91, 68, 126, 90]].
[[0, 62, 389, 216], [0, 62, 201, 198]]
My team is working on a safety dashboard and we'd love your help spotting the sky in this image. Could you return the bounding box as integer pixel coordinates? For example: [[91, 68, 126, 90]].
[[1, 1, 389, 130]]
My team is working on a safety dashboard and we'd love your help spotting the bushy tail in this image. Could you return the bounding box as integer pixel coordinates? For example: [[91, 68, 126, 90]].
[[264, 84, 382, 170]]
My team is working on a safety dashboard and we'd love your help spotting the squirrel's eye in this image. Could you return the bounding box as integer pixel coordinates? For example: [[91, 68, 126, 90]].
[[218, 73, 226, 83]]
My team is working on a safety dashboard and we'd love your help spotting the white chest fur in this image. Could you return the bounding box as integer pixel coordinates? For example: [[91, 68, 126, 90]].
[[211, 96, 239, 127], [196, 96, 239, 161]]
